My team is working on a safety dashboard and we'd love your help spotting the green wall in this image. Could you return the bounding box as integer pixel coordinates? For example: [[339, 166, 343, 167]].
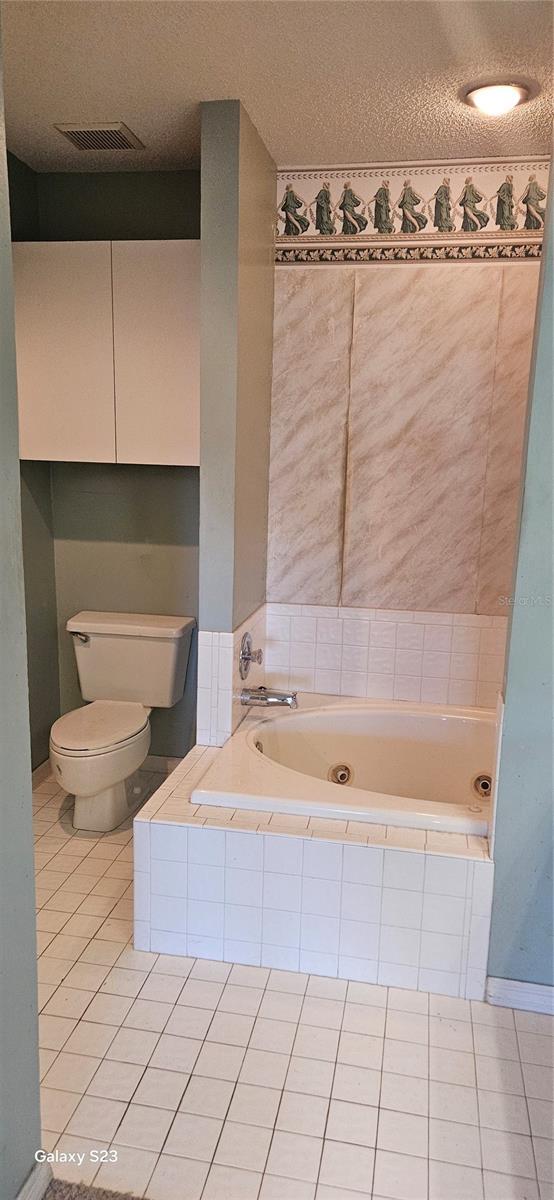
[[37, 169, 199, 240], [51, 464, 199, 758], [0, 51, 42, 1200], [19, 462, 199, 767], [9, 150, 201, 762], [7, 151, 200, 240], [199, 100, 275, 632], [6, 151, 39, 238], [20, 462, 60, 766], [488, 199, 553, 987]]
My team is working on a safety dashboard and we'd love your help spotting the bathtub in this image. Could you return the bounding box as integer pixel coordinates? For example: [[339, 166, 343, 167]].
[[192, 696, 496, 835]]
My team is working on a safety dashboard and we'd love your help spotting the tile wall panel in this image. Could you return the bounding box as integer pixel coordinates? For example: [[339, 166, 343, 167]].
[[266, 262, 539, 616], [342, 264, 502, 611], [266, 268, 354, 605], [476, 263, 541, 614]]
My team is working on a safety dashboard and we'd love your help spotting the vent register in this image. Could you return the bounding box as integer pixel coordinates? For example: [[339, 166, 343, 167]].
[[54, 122, 143, 151]]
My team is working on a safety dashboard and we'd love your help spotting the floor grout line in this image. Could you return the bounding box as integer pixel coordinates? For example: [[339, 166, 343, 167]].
[[32, 776, 549, 1199]]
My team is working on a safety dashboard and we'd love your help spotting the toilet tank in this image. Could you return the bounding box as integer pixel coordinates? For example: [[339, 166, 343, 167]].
[[66, 612, 195, 707]]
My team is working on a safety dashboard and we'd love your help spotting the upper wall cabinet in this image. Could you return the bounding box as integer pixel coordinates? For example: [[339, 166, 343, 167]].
[[13, 242, 116, 462], [12, 239, 200, 466], [112, 241, 200, 466]]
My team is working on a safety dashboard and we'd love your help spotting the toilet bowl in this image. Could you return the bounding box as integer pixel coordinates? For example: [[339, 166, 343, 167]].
[[50, 701, 151, 832]]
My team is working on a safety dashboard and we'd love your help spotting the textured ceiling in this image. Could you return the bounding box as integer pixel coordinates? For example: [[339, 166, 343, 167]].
[[1, 0, 552, 172]]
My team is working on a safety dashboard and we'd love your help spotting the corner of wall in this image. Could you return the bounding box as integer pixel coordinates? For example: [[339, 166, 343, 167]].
[[488, 195, 553, 988], [199, 100, 275, 635]]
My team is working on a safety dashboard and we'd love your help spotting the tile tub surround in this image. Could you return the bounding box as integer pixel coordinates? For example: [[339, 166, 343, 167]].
[[197, 603, 505, 758], [32, 768, 552, 1200], [134, 746, 493, 1002], [197, 604, 266, 746], [197, 630, 235, 747], [267, 262, 540, 616], [264, 603, 507, 709]]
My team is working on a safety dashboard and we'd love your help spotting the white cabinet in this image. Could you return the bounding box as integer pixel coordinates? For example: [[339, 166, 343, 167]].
[[12, 239, 200, 466], [112, 241, 200, 466], [13, 242, 116, 462]]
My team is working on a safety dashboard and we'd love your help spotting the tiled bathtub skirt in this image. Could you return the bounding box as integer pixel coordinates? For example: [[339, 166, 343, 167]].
[[134, 752, 494, 1004], [196, 603, 506, 747], [265, 604, 507, 709]]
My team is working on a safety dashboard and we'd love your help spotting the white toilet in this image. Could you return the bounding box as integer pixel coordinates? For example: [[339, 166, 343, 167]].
[[49, 611, 195, 832]]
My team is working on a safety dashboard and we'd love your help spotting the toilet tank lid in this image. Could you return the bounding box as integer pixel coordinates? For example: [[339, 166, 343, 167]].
[[66, 612, 195, 639]]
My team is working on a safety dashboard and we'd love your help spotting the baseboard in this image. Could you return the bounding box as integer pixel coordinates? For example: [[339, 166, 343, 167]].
[[17, 1161, 52, 1200], [143, 754, 180, 774], [486, 975, 554, 1014], [31, 760, 51, 785]]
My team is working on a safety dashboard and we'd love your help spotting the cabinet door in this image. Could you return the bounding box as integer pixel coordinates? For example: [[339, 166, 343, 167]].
[[112, 240, 200, 466], [12, 242, 116, 462]]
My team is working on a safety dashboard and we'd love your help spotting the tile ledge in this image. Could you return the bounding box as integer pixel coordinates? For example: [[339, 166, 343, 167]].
[[139, 747, 490, 863]]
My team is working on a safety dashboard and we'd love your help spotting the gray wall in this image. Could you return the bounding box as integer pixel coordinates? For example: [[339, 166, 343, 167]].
[[37, 169, 199, 241], [0, 42, 42, 1199], [20, 461, 200, 765], [199, 100, 275, 632], [6, 150, 39, 238], [51, 464, 199, 758], [7, 151, 200, 240], [20, 462, 60, 766], [488, 199, 553, 987], [9, 152, 202, 763], [234, 107, 277, 627]]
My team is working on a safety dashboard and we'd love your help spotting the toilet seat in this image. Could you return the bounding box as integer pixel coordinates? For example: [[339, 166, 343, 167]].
[[50, 701, 150, 756]]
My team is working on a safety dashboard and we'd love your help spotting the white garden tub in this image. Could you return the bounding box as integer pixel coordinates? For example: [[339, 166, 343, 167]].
[[192, 696, 496, 835]]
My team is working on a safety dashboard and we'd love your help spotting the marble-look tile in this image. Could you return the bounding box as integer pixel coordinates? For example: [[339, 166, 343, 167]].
[[476, 263, 540, 615], [267, 268, 354, 605], [342, 264, 503, 612]]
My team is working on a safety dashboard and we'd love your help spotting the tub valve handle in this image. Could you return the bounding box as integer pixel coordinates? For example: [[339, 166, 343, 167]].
[[239, 632, 264, 680]]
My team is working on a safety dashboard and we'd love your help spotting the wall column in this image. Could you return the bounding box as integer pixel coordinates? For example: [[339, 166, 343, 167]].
[[199, 100, 275, 633], [0, 27, 44, 1200], [488, 198, 553, 989]]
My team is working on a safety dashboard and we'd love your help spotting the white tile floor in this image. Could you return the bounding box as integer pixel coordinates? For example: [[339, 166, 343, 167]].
[[33, 773, 553, 1200]]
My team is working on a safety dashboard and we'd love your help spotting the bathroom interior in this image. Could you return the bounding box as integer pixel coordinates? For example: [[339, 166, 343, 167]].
[[0, 3, 552, 1199]]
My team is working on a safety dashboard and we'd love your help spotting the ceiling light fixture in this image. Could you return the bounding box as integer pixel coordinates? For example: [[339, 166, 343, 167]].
[[464, 83, 529, 116]]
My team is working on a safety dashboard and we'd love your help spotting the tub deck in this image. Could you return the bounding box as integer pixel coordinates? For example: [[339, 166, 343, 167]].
[[191, 695, 495, 836]]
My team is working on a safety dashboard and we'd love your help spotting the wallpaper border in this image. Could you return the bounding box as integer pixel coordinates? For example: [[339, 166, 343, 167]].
[[276, 240, 543, 264], [275, 155, 549, 264]]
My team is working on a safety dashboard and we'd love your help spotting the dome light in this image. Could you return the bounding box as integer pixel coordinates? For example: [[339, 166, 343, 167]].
[[465, 83, 529, 116]]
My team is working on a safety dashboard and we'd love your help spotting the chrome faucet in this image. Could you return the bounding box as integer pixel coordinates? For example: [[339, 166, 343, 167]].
[[240, 686, 298, 709]]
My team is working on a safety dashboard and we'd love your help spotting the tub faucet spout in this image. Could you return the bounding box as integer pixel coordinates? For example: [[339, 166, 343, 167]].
[[241, 686, 298, 709]]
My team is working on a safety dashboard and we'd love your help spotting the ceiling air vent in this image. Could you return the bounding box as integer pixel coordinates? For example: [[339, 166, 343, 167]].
[[54, 122, 144, 151]]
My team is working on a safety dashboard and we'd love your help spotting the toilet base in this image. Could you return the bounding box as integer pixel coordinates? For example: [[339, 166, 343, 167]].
[[73, 781, 130, 832], [72, 769, 153, 832]]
